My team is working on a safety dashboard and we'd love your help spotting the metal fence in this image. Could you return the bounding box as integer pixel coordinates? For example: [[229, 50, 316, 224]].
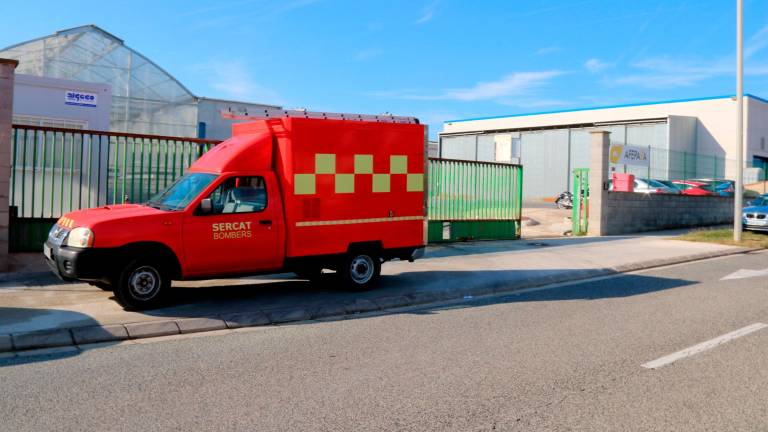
[[427, 158, 523, 242], [8, 125, 525, 250], [614, 146, 768, 195], [10, 125, 220, 218], [9, 125, 220, 250]]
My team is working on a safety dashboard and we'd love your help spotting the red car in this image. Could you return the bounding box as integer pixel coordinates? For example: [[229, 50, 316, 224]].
[[671, 180, 716, 196]]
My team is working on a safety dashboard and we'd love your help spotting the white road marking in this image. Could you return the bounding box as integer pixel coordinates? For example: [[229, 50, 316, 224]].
[[721, 268, 768, 280], [642, 323, 768, 369]]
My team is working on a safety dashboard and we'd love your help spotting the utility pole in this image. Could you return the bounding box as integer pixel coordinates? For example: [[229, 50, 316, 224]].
[[734, 0, 744, 241]]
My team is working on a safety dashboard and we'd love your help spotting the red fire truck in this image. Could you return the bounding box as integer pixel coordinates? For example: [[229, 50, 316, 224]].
[[44, 110, 427, 310]]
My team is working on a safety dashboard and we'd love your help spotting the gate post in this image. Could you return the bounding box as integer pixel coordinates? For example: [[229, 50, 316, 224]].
[[587, 130, 610, 236], [0, 58, 18, 272]]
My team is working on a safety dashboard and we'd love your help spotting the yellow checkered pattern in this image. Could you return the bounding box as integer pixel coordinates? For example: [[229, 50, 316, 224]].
[[294, 153, 424, 195]]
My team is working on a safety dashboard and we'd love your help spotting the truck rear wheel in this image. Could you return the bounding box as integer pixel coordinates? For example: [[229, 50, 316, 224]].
[[338, 251, 381, 290], [113, 259, 170, 311]]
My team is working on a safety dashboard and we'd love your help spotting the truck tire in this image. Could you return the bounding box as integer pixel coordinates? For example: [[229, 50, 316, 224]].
[[338, 251, 381, 290], [113, 259, 170, 311]]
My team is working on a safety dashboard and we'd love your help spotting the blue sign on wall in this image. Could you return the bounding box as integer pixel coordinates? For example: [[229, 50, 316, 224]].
[[64, 91, 98, 108]]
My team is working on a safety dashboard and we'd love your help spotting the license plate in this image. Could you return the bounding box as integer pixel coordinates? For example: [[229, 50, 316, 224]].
[[747, 220, 767, 226], [43, 244, 52, 260]]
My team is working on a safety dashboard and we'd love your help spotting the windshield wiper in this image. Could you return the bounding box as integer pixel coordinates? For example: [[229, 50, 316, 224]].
[[146, 202, 175, 211]]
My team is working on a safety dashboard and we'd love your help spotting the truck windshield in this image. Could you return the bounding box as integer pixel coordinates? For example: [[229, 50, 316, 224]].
[[147, 173, 217, 211]]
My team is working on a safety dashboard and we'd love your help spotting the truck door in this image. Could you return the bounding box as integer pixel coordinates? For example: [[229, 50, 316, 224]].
[[183, 175, 281, 276]]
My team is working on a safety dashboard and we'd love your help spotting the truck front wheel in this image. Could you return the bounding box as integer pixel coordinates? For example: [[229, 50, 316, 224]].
[[113, 259, 170, 311], [338, 251, 381, 290]]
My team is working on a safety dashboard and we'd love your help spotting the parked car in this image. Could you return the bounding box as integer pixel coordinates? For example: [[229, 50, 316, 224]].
[[671, 180, 717, 196], [608, 178, 680, 194], [655, 180, 681, 191], [747, 193, 768, 206], [691, 179, 735, 196], [742, 196, 768, 232]]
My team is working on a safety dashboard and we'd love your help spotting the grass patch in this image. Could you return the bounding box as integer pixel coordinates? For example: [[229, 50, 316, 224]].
[[676, 228, 768, 248]]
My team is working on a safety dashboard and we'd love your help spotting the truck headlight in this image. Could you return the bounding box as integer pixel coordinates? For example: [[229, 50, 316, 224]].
[[66, 227, 94, 248]]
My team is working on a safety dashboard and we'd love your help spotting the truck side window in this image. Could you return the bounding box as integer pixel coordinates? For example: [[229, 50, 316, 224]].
[[205, 176, 267, 214]]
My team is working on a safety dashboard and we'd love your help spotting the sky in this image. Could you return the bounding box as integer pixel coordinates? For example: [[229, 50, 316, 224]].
[[2, 0, 768, 137]]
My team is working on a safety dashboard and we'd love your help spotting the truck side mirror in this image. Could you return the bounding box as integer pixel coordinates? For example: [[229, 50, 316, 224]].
[[200, 198, 213, 214]]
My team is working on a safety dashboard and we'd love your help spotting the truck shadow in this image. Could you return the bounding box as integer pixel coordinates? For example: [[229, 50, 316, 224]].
[[0, 269, 695, 367], [2, 231, 683, 288], [169, 270, 692, 305]]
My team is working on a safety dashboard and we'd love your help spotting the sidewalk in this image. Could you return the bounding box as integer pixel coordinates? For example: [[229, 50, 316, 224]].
[[0, 231, 755, 352]]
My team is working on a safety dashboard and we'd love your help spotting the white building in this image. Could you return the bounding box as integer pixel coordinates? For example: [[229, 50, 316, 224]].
[[441, 95, 768, 199], [13, 74, 111, 130]]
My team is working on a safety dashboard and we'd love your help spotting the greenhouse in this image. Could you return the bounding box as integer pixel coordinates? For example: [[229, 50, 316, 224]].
[[0, 25, 279, 139]]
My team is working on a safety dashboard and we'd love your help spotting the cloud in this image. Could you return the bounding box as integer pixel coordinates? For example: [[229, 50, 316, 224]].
[[368, 71, 565, 103], [442, 71, 565, 101], [415, 0, 439, 24], [535, 46, 560, 55], [496, 98, 570, 108], [608, 23, 768, 90], [194, 60, 282, 104], [609, 57, 721, 88], [418, 111, 457, 125], [606, 55, 768, 89], [354, 48, 382, 61], [584, 58, 610, 73], [612, 73, 711, 89], [746, 24, 768, 59]]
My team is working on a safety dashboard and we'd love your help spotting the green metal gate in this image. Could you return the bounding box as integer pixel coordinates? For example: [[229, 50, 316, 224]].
[[427, 158, 523, 242], [9, 125, 220, 251], [571, 168, 589, 236]]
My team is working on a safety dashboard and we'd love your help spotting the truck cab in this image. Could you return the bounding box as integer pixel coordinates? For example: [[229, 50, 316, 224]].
[[45, 114, 427, 310]]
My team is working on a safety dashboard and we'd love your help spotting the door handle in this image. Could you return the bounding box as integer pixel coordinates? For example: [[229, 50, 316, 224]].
[[259, 220, 272, 225]]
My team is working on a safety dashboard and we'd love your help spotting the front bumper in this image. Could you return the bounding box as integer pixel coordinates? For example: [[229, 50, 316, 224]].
[[744, 225, 768, 232], [743, 216, 768, 232], [44, 240, 115, 282]]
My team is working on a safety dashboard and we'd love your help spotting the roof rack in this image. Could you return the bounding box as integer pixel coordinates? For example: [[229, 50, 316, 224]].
[[220, 108, 419, 124]]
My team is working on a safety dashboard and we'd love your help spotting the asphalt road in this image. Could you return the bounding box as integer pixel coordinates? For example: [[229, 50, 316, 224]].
[[1, 251, 768, 431]]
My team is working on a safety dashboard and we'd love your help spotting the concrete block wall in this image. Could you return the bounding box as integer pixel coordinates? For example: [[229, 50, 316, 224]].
[[600, 193, 734, 235], [587, 129, 734, 236], [0, 59, 18, 271]]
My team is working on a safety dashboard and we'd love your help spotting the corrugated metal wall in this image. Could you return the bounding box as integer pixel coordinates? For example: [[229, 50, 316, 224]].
[[519, 129, 569, 198], [441, 121, 670, 200]]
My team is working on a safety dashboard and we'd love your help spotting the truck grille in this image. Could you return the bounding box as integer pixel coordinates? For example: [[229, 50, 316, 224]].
[[48, 225, 70, 246]]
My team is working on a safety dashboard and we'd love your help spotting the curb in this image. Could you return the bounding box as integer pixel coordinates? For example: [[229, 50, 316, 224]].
[[0, 247, 759, 356]]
